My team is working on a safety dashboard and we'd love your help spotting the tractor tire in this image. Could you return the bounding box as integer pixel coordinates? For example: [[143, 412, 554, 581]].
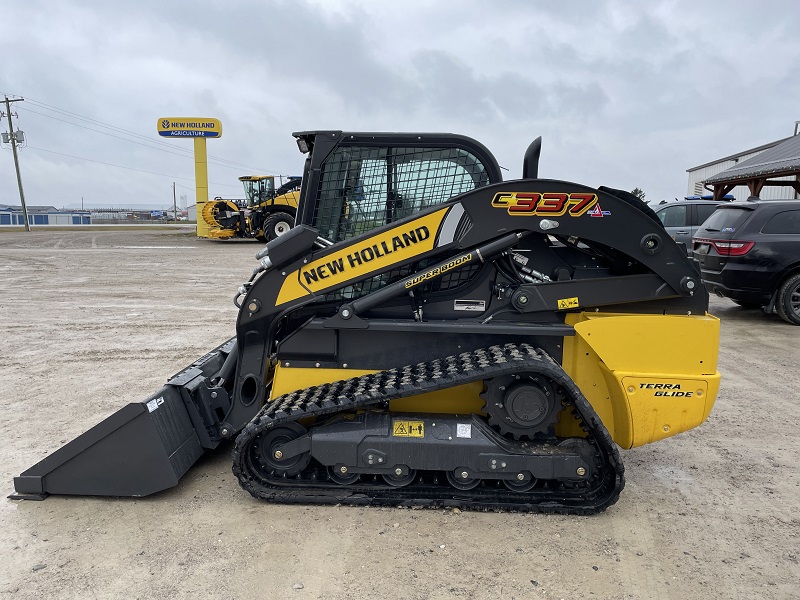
[[263, 212, 294, 241], [775, 273, 800, 325]]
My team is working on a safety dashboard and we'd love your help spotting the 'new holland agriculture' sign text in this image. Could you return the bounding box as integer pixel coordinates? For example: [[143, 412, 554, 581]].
[[157, 117, 222, 138]]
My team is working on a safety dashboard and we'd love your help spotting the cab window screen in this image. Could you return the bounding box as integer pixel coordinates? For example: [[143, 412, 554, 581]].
[[313, 146, 489, 243], [762, 210, 800, 234]]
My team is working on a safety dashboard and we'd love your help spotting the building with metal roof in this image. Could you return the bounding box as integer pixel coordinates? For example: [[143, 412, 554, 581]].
[[686, 135, 799, 202], [703, 133, 800, 200]]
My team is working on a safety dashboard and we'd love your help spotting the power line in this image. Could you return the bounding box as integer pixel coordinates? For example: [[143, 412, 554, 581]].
[[17, 105, 278, 174], [19, 107, 199, 159], [26, 99, 180, 148], [25, 145, 242, 187], [18, 95, 281, 173]]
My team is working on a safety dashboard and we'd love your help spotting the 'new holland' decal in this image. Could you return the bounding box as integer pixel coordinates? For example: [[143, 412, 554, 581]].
[[303, 226, 431, 286], [276, 208, 449, 305]]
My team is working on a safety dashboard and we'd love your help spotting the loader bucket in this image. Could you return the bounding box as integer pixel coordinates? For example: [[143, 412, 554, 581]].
[[12, 338, 237, 500], [13, 388, 203, 499]]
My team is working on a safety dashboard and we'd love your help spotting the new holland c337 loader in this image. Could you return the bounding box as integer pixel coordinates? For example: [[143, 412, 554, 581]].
[[14, 131, 720, 514]]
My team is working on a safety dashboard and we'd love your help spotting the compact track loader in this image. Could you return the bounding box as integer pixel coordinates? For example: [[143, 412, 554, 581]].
[[13, 131, 721, 514]]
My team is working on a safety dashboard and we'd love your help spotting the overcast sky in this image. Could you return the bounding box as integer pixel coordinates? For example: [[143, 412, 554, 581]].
[[2, 0, 799, 209]]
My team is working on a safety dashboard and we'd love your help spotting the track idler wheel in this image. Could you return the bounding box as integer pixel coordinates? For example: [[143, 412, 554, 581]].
[[556, 437, 599, 488], [252, 423, 310, 478], [482, 374, 561, 439]]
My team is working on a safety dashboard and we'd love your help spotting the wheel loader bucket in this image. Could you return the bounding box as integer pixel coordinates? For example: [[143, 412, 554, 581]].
[[13, 387, 204, 499], [12, 338, 237, 500]]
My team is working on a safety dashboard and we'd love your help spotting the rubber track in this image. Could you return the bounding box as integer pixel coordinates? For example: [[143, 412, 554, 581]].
[[232, 344, 625, 514]]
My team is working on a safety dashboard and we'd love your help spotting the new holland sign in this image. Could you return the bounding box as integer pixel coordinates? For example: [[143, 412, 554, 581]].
[[157, 117, 222, 138]]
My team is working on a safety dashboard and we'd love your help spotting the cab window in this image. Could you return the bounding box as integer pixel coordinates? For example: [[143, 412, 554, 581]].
[[314, 145, 490, 243]]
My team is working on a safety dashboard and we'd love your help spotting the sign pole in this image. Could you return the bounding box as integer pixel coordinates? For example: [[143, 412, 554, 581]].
[[194, 137, 210, 237], [156, 117, 221, 238]]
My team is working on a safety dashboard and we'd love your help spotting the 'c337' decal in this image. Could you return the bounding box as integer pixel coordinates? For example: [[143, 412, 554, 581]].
[[491, 192, 598, 217]]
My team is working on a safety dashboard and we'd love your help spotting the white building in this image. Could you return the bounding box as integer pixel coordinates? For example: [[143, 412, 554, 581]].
[[0, 205, 91, 226]]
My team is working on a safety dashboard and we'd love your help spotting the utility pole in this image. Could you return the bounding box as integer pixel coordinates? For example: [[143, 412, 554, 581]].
[[172, 182, 177, 221], [2, 96, 29, 231]]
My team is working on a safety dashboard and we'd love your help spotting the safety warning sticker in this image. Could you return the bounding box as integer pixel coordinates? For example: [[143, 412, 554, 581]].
[[557, 296, 579, 310], [456, 423, 472, 438], [393, 420, 424, 437]]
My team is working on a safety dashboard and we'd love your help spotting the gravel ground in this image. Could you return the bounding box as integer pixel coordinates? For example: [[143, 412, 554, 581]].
[[1, 228, 798, 600]]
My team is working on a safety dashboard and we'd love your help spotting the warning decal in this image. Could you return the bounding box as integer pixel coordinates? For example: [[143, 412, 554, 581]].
[[557, 296, 579, 310], [393, 420, 425, 437]]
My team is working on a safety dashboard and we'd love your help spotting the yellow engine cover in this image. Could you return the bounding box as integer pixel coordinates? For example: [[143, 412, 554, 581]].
[[562, 312, 720, 448]]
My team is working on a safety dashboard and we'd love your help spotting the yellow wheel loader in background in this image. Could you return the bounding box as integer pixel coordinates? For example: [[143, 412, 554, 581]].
[[13, 131, 721, 514], [202, 175, 301, 241]]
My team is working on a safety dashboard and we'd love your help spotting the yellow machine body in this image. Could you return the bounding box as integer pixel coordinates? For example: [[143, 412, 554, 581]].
[[270, 311, 720, 450]]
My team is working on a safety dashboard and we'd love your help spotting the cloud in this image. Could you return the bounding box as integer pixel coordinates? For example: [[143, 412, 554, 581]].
[[2, 0, 799, 208]]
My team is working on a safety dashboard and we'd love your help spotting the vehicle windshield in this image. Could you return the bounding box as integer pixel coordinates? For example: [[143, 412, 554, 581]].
[[698, 207, 752, 233], [313, 145, 490, 243], [241, 178, 275, 208]]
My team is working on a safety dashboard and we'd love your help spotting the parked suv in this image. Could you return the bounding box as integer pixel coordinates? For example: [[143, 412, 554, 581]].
[[692, 199, 800, 325], [655, 196, 730, 250]]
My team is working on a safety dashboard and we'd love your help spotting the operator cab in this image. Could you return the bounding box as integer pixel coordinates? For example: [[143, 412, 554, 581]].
[[239, 175, 276, 208], [292, 131, 503, 243]]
